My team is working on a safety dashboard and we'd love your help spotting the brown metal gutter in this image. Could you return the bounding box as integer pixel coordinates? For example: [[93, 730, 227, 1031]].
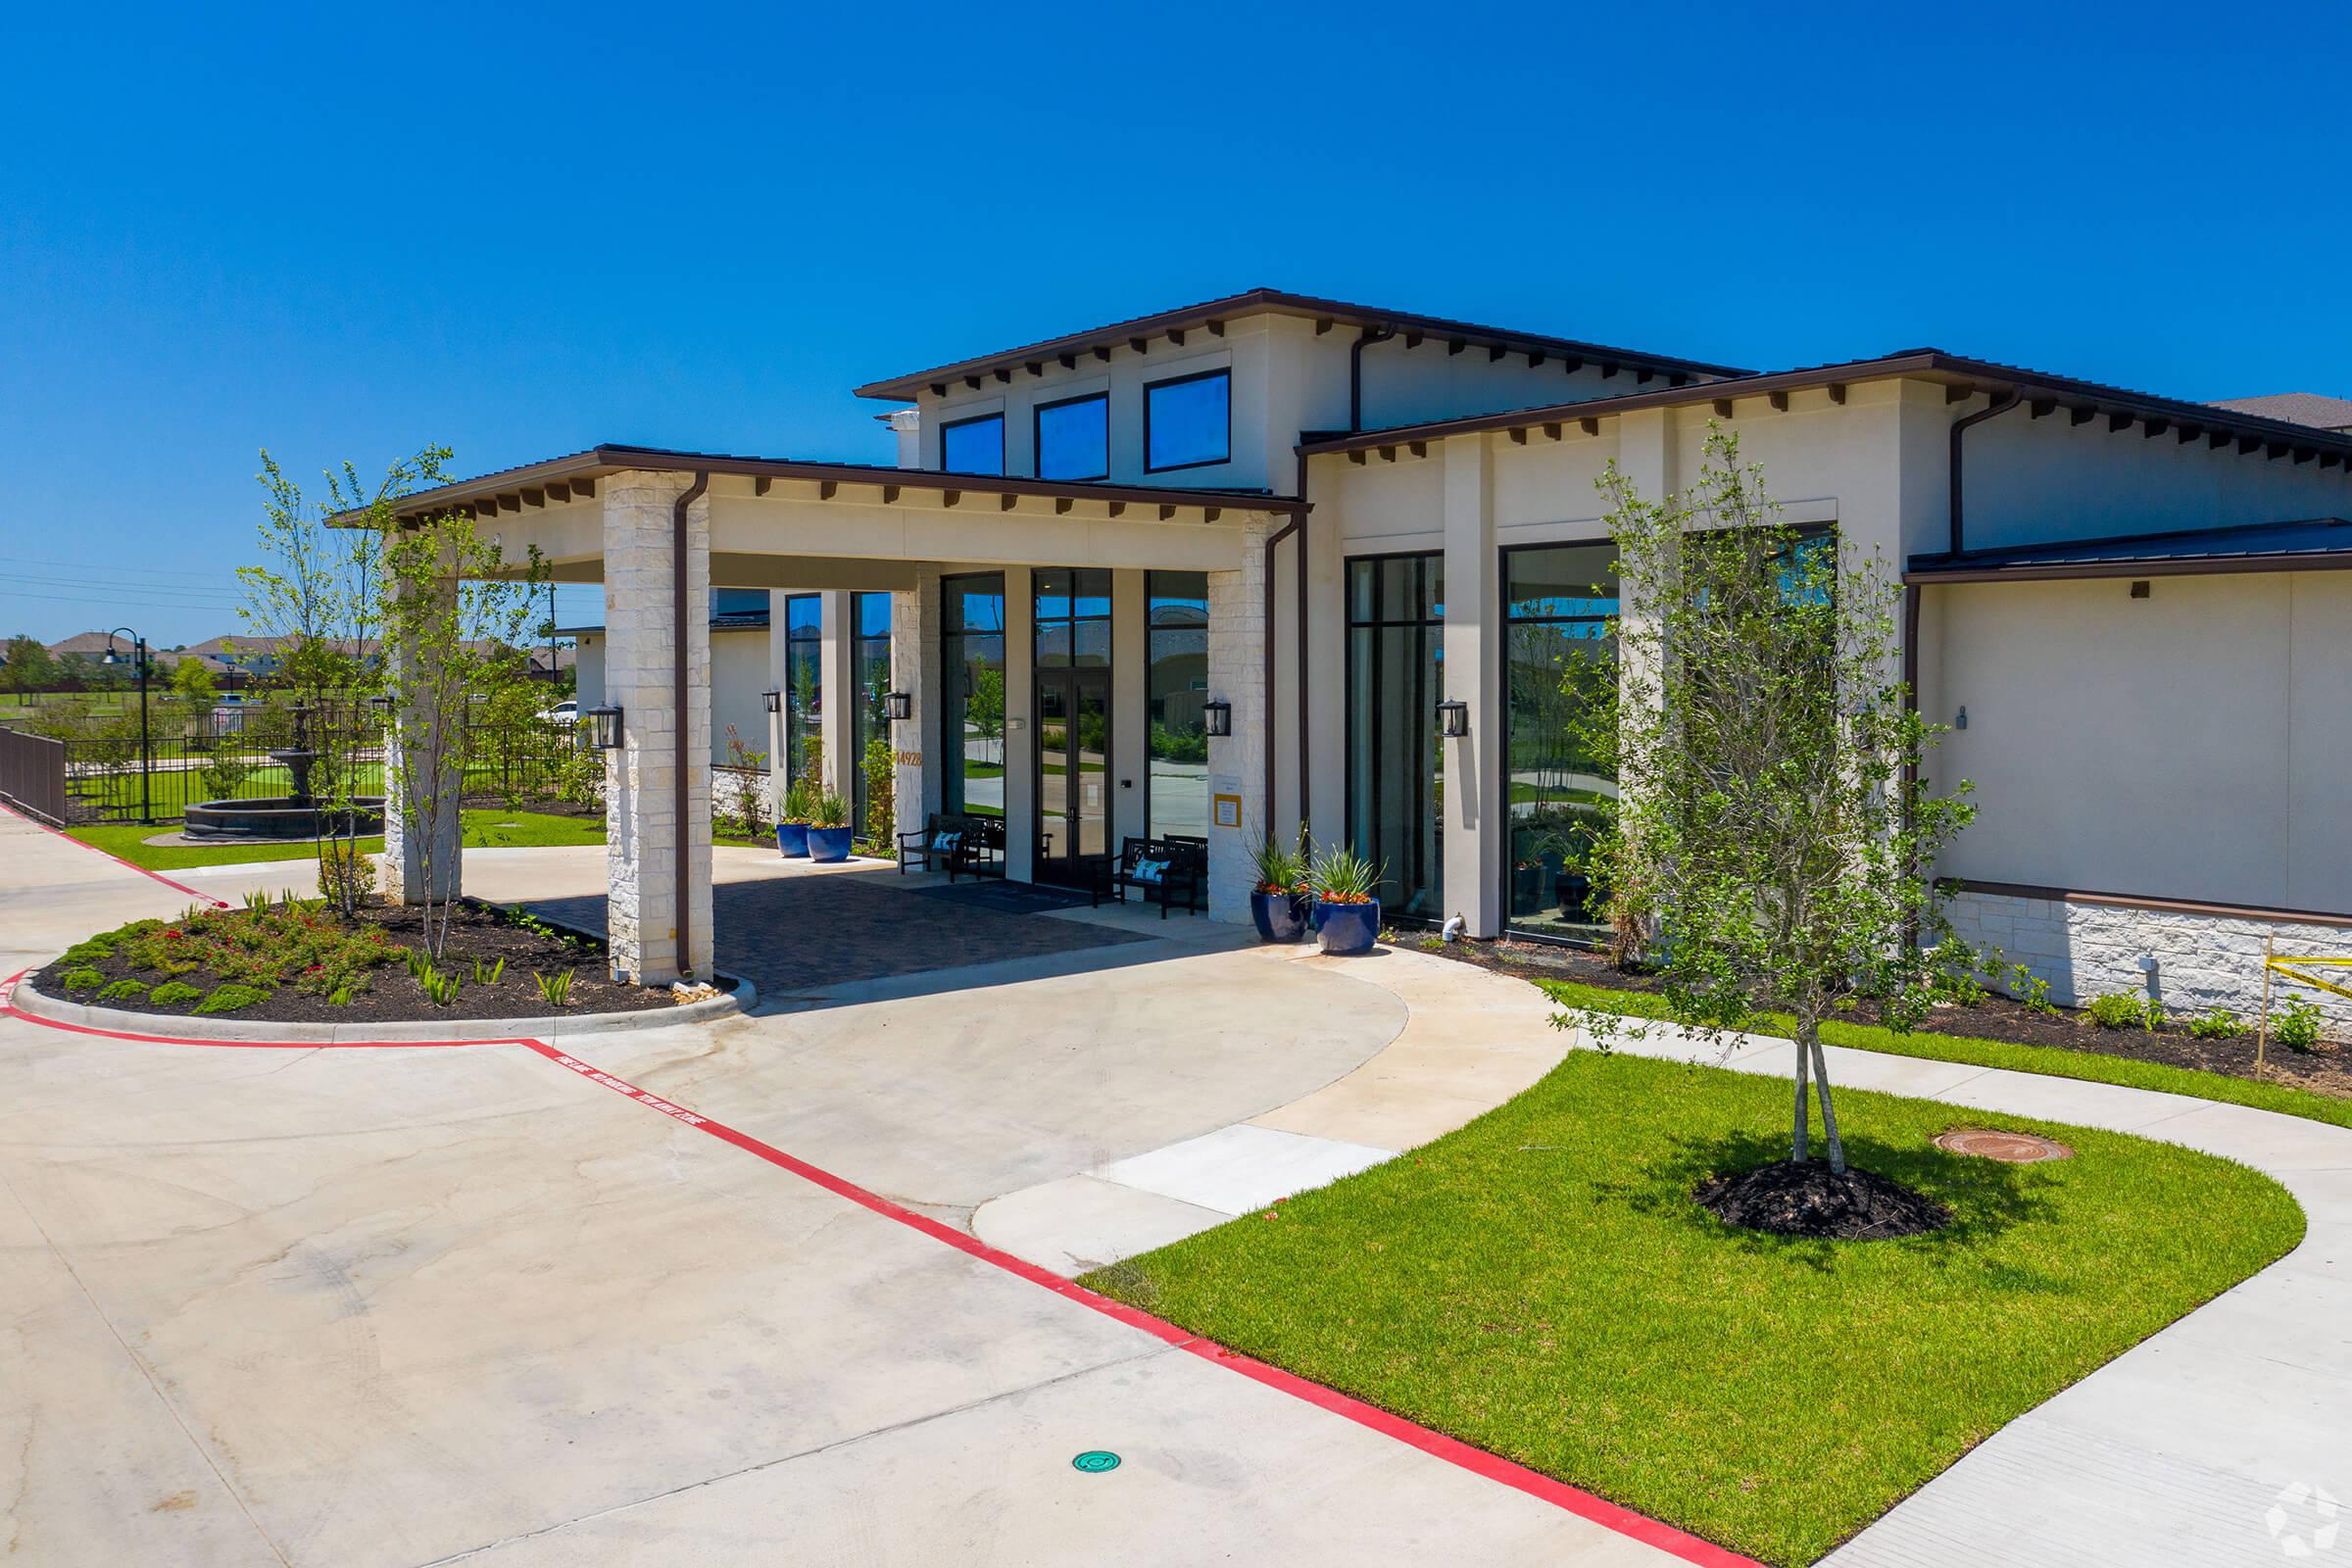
[[1952, 877, 2352, 931], [674, 469, 710, 978], [1905, 551, 2352, 585], [1947, 390, 2022, 556]]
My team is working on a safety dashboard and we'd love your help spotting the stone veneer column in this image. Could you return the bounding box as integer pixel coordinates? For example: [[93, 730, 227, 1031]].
[[1203, 514, 1276, 923], [1441, 432, 1500, 937], [380, 571, 461, 906], [601, 470, 713, 985], [892, 570, 936, 845]]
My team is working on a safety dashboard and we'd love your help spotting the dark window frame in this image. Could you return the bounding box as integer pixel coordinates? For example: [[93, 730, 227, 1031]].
[[939, 410, 1006, 475], [1142, 368, 1232, 474], [939, 571, 1007, 819], [1143, 569, 1210, 842], [850, 591, 892, 830], [1032, 390, 1110, 482], [1344, 549, 1446, 923], [782, 592, 824, 788], [1497, 537, 1617, 947]]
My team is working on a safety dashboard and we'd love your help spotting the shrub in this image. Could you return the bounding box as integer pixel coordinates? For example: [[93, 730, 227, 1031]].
[[61, 966, 107, 993], [862, 736, 896, 846], [197, 752, 252, 802], [60, 938, 114, 964], [811, 790, 852, 830], [1930, 939, 1990, 1005], [2008, 964, 2057, 1015], [97, 979, 149, 1003], [149, 981, 204, 1007], [2085, 992, 2149, 1030], [2274, 997, 2325, 1054], [2188, 1007, 2244, 1040], [318, 838, 376, 911], [1310, 842, 1383, 904], [536, 967, 574, 1006], [192, 983, 268, 1014]]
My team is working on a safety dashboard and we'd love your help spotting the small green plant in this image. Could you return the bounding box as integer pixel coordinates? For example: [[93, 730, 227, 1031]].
[[536, 968, 574, 1006], [1418, 934, 1445, 952], [326, 983, 357, 1006], [193, 983, 269, 1015], [472, 956, 505, 986], [1250, 832, 1308, 896], [150, 981, 204, 1007], [2141, 998, 2165, 1034], [241, 888, 272, 913], [780, 782, 815, 826], [2085, 992, 2148, 1030], [2188, 1007, 2244, 1040], [417, 966, 462, 1006], [61, 966, 106, 993], [811, 790, 852, 830], [1309, 842, 1383, 904], [2009, 964, 2057, 1015], [97, 979, 149, 1003], [1930, 939, 1990, 1005], [59, 938, 114, 964], [402, 947, 430, 980], [2273, 996, 2325, 1054]]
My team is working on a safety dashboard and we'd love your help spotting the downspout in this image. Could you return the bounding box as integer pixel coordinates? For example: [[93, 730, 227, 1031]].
[[1262, 499, 1303, 837], [1947, 388, 2021, 556], [673, 469, 710, 977], [1349, 324, 1396, 435]]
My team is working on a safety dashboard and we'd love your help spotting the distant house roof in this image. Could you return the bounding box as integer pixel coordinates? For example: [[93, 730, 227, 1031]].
[[1907, 516, 2352, 581], [44, 630, 125, 659], [851, 287, 1747, 403], [2206, 392, 2352, 432]]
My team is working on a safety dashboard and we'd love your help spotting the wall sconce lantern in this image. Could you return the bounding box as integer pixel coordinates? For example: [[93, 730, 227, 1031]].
[[586, 706, 623, 750], [761, 688, 782, 715], [885, 691, 912, 721], [1201, 699, 1233, 738], [1437, 698, 1470, 739]]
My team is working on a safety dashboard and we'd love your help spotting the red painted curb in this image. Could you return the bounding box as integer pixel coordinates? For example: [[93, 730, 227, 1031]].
[[0, 799, 230, 907], [0, 977, 1761, 1566]]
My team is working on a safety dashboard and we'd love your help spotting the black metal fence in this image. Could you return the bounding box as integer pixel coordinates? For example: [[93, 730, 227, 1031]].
[[6, 703, 579, 827]]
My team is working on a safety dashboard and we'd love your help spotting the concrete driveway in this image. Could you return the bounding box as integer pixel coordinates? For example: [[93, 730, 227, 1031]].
[[0, 814, 1697, 1568]]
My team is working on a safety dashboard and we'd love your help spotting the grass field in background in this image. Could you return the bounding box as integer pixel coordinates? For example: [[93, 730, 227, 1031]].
[[68, 808, 602, 870]]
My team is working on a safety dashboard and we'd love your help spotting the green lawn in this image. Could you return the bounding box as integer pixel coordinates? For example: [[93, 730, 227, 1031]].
[[1086, 1052, 2301, 1566], [69, 808, 603, 870], [1541, 977, 2352, 1133]]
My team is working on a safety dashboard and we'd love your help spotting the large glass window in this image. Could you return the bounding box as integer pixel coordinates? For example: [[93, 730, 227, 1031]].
[[1144, 369, 1230, 472], [850, 592, 892, 833], [782, 593, 823, 790], [1032, 567, 1111, 668], [1346, 554, 1444, 920], [1502, 543, 1619, 942], [940, 412, 1004, 475], [1146, 571, 1209, 840], [1034, 392, 1108, 481], [940, 574, 1005, 818]]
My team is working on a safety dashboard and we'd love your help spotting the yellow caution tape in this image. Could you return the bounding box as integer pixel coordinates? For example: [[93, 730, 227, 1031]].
[[2266, 956, 2352, 1004]]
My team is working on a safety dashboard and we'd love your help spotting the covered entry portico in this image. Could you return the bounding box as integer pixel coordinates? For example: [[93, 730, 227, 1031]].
[[379, 445, 1301, 983]]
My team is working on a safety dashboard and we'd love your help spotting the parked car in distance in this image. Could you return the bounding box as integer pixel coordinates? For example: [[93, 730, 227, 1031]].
[[544, 700, 578, 725]]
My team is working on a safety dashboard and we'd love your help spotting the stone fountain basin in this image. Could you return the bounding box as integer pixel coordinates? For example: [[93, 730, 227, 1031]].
[[182, 797, 387, 841]]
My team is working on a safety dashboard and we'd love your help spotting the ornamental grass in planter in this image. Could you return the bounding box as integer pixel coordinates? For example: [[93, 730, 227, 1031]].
[[807, 790, 855, 862], [1309, 842, 1384, 956], [1249, 833, 1312, 943], [775, 782, 813, 858]]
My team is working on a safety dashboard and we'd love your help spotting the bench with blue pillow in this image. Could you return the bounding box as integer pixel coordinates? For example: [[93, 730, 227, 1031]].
[[1105, 835, 1204, 917], [896, 812, 1003, 882]]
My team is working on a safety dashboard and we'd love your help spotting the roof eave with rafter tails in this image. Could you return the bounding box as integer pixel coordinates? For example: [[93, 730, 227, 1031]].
[[329, 445, 1304, 529]]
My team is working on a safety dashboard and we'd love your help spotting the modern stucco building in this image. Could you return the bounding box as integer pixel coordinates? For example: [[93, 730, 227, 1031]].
[[368, 288, 2352, 1032]]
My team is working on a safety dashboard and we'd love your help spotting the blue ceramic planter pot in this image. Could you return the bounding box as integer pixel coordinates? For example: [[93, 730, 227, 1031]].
[[1315, 899, 1381, 956], [1250, 889, 1308, 943], [775, 822, 809, 858], [808, 825, 854, 863]]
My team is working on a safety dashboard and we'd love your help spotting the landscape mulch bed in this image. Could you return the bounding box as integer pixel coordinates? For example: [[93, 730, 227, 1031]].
[[1433, 935, 2352, 1100], [34, 900, 689, 1025], [1695, 1160, 1952, 1240]]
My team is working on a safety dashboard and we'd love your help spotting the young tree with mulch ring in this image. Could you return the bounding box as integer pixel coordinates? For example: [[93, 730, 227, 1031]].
[[1564, 426, 1974, 1216]]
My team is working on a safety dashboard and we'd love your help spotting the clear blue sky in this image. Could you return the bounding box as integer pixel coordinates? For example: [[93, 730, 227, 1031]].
[[4, 1, 2345, 647]]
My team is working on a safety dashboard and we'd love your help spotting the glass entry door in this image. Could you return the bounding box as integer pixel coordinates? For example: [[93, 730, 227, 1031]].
[[1036, 667, 1110, 880]]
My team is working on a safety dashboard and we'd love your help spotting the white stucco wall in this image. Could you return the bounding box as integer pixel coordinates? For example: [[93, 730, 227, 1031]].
[[574, 628, 765, 769]]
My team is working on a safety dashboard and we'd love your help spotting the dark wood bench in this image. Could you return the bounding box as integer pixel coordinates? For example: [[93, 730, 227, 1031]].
[[1104, 835, 1204, 917], [897, 812, 1004, 881]]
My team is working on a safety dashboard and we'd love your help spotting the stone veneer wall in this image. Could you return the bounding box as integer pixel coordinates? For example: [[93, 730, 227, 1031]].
[[1946, 888, 2352, 1042], [1203, 515, 1276, 923]]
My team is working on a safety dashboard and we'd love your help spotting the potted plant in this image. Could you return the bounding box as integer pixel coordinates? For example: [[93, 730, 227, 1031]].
[[775, 782, 813, 858], [808, 790, 855, 862], [1309, 842, 1384, 956], [1249, 834, 1310, 943]]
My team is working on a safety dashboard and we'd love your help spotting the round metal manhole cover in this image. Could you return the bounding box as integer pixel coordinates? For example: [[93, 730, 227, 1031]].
[[1936, 1128, 2074, 1163]]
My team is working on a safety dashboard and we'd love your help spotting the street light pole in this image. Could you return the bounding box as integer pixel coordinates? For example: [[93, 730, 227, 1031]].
[[104, 626, 151, 826]]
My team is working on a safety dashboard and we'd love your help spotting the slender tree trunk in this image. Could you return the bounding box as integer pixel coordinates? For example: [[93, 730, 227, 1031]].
[[1790, 1019, 1813, 1163], [1806, 1023, 1847, 1175]]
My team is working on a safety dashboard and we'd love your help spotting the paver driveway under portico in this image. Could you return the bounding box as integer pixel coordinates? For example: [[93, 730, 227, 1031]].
[[0, 815, 1690, 1568]]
